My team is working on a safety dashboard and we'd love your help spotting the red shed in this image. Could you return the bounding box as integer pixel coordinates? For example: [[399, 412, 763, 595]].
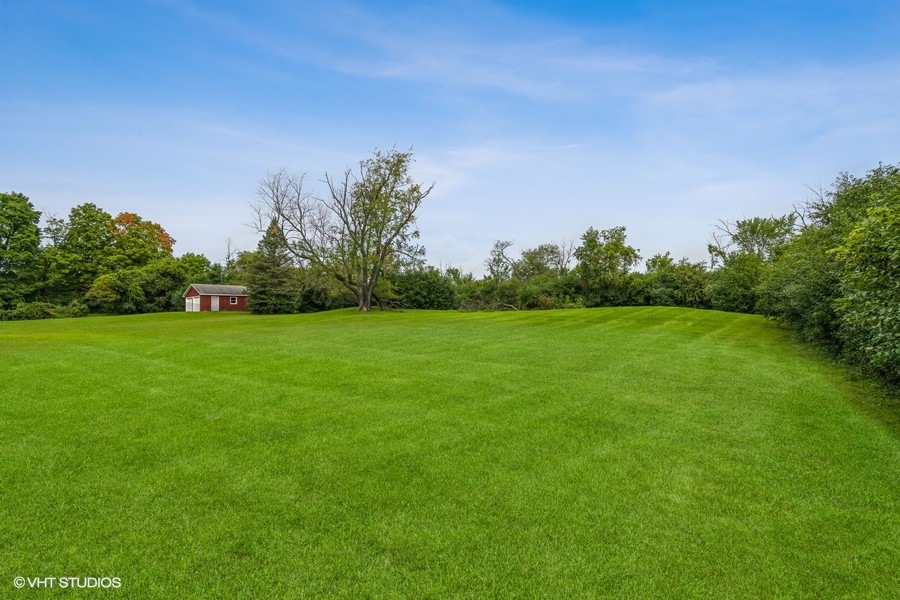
[[182, 284, 248, 312]]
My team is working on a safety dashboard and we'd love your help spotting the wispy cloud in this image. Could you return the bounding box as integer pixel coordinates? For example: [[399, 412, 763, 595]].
[[157, 0, 704, 101], [5, 0, 899, 274], [650, 61, 900, 119]]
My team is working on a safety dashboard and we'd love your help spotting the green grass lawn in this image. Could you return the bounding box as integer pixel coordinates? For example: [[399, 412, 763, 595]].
[[1, 307, 898, 598]]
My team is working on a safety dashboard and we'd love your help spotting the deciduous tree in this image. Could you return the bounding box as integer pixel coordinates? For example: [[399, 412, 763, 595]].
[[574, 226, 640, 304], [485, 240, 514, 283], [109, 212, 175, 269], [514, 243, 564, 281], [255, 148, 433, 311], [0, 192, 42, 307], [708, 214, 796, 267], [44, 203, 115, 301]]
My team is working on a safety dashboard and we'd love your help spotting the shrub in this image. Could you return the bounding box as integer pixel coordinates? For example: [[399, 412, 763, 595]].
[[392, 268, 458, 310], [0, 301, 89, 321], [706, 253, 765, 313]]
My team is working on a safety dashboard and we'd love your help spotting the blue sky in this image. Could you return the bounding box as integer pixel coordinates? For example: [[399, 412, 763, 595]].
[[2, 0, 899, 272]]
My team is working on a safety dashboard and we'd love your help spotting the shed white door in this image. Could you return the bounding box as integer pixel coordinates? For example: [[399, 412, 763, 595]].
[[185, 297, 199, 312], [211, 295, 219, 311]]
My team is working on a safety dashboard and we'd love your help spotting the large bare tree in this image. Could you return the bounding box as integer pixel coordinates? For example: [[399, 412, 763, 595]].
[[255, 148, 434, 311]]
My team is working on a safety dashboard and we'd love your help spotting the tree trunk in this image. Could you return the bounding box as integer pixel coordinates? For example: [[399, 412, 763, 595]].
[[358, 286, 372, 312]]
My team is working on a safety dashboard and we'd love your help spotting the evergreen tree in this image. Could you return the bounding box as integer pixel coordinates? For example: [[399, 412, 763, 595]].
[[247, 221, 295, 314]]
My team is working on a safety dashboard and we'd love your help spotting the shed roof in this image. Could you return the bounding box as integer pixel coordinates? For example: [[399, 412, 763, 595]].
[[183, 284, 248, 297]]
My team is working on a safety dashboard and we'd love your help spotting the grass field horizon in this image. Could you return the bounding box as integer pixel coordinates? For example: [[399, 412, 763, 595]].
[[2, 307, 898, 597]]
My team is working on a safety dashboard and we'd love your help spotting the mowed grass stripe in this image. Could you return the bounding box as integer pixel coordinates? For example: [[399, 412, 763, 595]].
[[0, 308, 897, 598]]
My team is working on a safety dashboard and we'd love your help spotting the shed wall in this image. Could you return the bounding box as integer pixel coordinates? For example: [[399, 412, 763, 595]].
[[218, 296, 248, 311]]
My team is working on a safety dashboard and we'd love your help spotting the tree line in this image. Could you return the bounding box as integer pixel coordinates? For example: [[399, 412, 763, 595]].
[[1, 154, 897, 385], [0, 197, 244, 317]]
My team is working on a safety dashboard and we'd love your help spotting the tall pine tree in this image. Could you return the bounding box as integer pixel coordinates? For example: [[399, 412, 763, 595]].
[[247, 220, 295, 314]]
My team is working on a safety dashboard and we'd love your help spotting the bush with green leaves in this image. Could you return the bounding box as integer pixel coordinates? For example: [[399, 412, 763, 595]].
[[635, 254, 710, 309], [85, 259, 188, 314], [514, 272, 582, 309], [391, 268, 459, 310], [756, 227, 841, 348], [706, 252, 766, 313], [833, 191, 900, 383], [0, 300, 89, 321]]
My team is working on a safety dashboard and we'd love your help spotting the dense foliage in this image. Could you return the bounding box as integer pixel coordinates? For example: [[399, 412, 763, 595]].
[[0, 195, 230, 317], [761, 164, 900, 385], [0, 192, 42, 307], [246, 222, 298, 315]]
